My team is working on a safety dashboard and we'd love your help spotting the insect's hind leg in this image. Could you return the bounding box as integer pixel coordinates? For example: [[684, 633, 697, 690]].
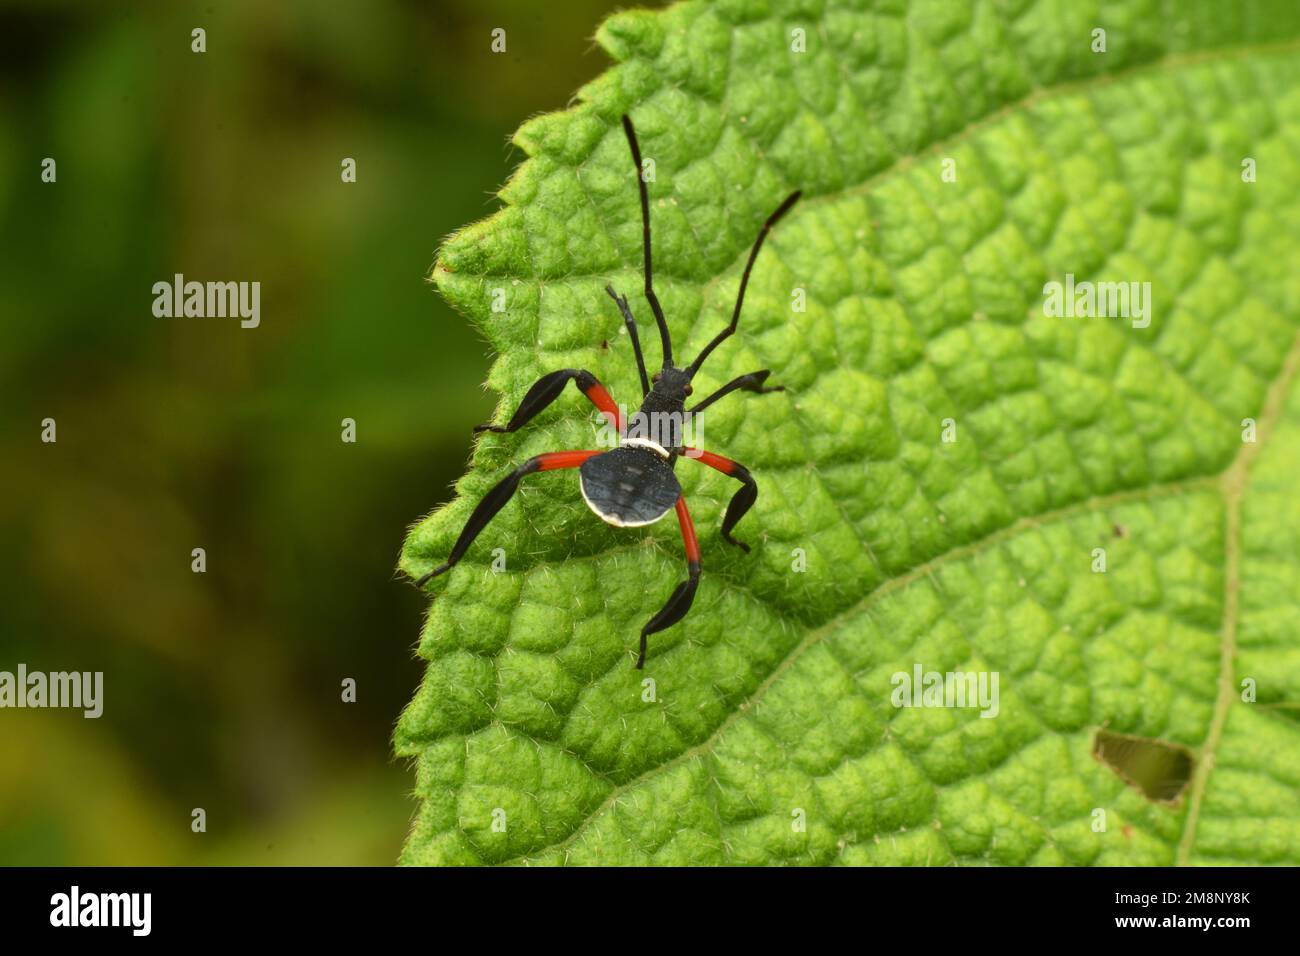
[[685, 449, 758, 552], [637, 497, 702, 668], [414, 450, 599, 587]]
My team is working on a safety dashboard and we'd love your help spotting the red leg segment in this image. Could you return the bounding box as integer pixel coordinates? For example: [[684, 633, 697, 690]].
[[686, 448, 739, 476], [580, 380, 622, 432], [675, 497, 701, 565], [537, 450, 602, 471]]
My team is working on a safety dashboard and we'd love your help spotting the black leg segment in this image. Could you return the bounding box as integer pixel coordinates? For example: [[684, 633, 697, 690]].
[[688, 368, 783, 416], [686, 449, 759, 553], [638, 497, 702, 667], [414, 450, 599, 587], [475, 369, 621, 434]]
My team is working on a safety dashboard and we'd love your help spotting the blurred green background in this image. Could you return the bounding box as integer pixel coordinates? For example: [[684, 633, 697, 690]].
[[0, 0, 635, 865]]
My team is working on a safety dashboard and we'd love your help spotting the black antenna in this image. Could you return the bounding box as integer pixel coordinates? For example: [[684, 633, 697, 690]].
[[621, 114, 674, 367], [687, 189, 801, 377]]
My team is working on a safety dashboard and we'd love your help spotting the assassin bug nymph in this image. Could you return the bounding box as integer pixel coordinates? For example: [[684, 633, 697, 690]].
[[415, 114, 800, 668]]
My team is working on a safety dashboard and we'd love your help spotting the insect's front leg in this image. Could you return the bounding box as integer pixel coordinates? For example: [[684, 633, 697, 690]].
[[687, 369, 783, 416], [476, 369, 621, 434]]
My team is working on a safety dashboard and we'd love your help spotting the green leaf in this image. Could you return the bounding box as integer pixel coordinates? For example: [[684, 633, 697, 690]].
[[397, 0, 1300, 865]]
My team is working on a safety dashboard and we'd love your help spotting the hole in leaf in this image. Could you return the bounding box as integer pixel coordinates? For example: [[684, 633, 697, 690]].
[[1093, 729, 1195, 803]]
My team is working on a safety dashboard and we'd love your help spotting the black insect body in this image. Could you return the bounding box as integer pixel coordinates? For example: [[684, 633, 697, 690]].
[[416, 114, 800, 667]]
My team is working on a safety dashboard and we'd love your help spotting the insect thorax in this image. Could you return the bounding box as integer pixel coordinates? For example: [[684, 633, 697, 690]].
[[628, 391, 688, 453]]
